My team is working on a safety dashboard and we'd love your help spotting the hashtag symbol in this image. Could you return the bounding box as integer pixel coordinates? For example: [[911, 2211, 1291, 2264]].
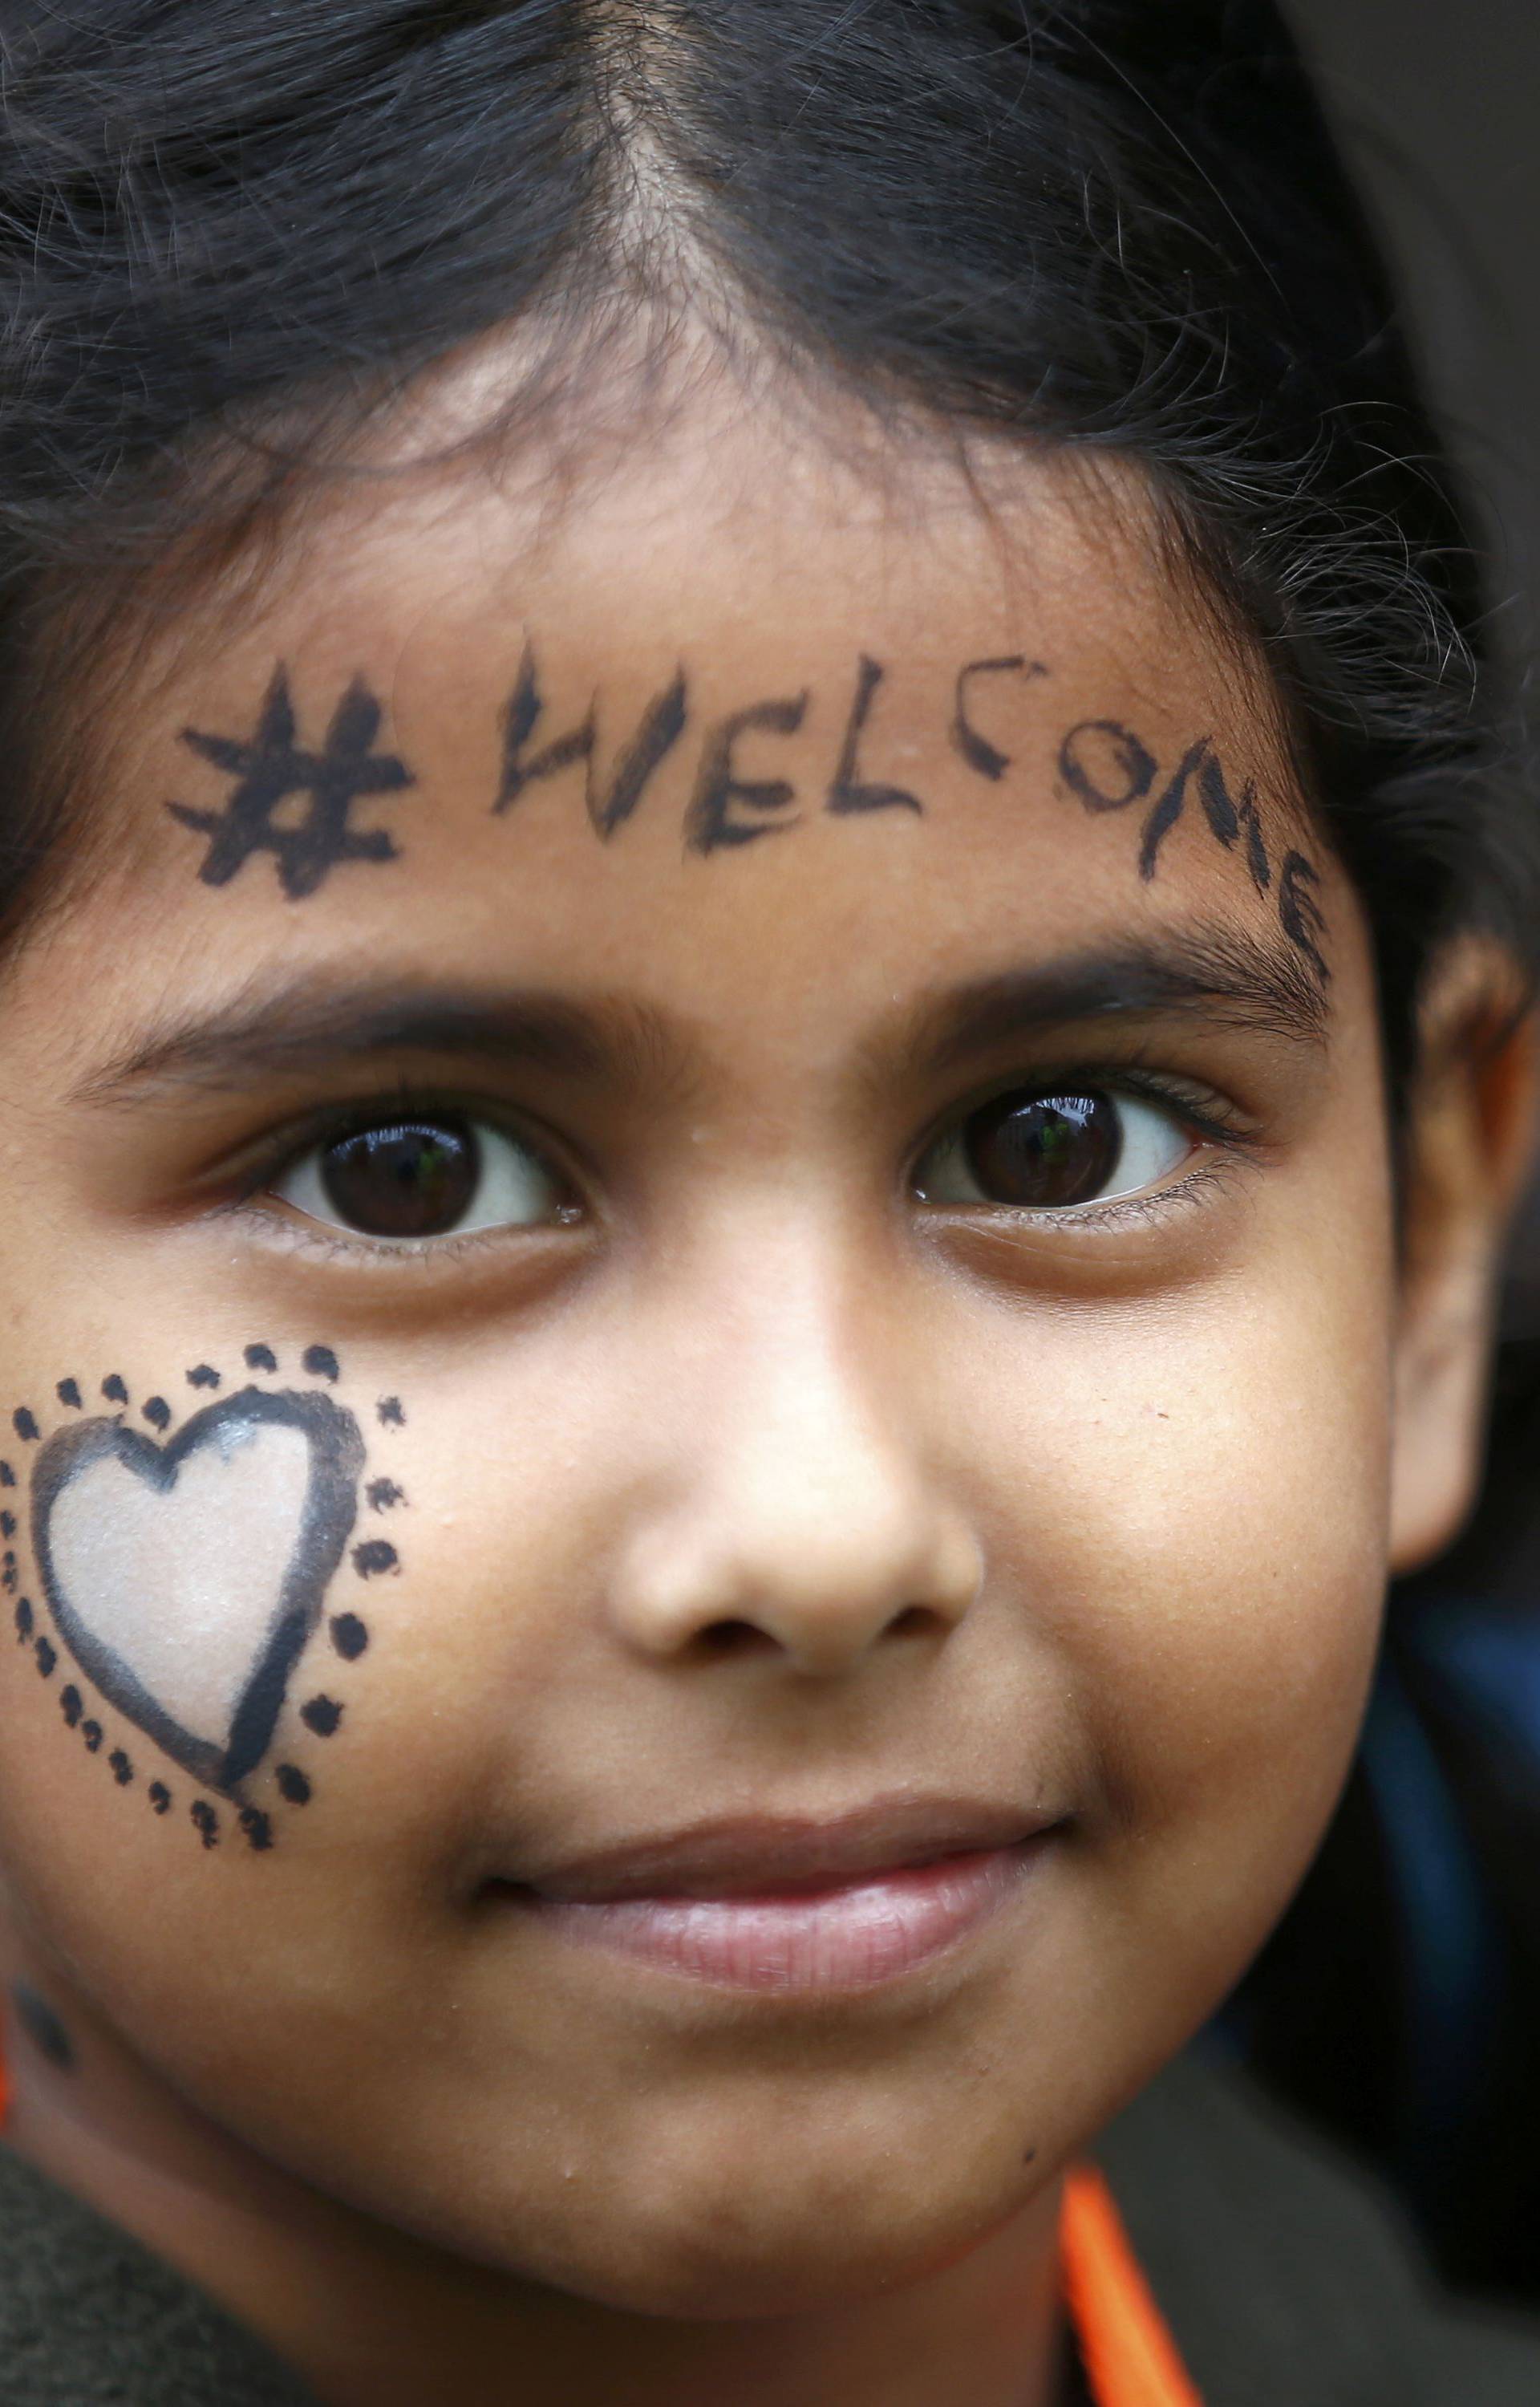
[[168, 666, 415, 901]]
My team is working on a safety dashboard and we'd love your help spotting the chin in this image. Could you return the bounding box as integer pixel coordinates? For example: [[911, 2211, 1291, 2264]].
[[523, 2212, 994, 2322], [444, 2133, 1037, 2321]]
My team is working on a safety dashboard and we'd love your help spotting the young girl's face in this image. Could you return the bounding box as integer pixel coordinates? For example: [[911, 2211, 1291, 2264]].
[[0, 392, 1473, 2312]]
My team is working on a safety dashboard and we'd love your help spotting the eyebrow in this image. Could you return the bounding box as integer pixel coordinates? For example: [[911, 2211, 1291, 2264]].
[[907, 923, 1329, 1083], [75, 921, 1327, 1111], [72, 984, 701, 1109]]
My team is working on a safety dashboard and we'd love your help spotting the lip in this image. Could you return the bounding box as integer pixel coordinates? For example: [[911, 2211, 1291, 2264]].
[[483, 1798, 1059, 1994]]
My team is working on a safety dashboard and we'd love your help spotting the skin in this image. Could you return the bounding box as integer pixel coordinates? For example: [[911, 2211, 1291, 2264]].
[[0, 367, 1530, 2407]]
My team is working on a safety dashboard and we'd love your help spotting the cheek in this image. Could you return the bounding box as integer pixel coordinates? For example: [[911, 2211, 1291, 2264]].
[[0, 1345, 406, 1883], [38, 1419, 324, 1779], [968, 1252, 1393, 1987]]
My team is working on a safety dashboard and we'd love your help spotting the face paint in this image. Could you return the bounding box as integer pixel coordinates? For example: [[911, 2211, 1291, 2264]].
[[11, 1981, 76, 2072], [176, 647, 1325, 1004], [168, 665, 416, 902], [11, 1351, 405, 1848], [1054, 716, 1329, 987]]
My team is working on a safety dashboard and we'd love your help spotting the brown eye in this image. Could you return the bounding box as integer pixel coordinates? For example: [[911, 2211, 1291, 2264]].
[[914, 1088, 1190, 1211], [960, 1092, 1119, 1208], [320, 1120, 478, 1237], [274, 1114, 569, 1243]]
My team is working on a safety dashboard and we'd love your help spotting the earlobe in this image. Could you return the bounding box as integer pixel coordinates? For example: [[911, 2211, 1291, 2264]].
[[1389, 1227, 1505, 1573], [1388, 949, 1540, 1575]]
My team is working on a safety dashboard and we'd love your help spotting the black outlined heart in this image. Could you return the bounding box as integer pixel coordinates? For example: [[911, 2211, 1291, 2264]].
[[31, 1387, 363, 1795]]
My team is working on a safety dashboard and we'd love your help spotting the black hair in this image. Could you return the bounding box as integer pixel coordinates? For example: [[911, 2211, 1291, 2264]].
[[0, 0, 1530, 1103]]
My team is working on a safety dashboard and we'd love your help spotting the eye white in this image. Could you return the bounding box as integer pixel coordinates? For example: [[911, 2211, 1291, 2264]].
[[916, 1091, 1192, 1208], [274, 1121, 566, 1241]]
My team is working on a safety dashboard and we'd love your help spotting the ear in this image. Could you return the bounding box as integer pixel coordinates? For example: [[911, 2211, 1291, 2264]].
[[1389, 944, 1540, 1575]]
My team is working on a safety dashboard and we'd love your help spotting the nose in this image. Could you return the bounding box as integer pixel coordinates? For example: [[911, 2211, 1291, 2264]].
[[606, 1262, 983, 1678]]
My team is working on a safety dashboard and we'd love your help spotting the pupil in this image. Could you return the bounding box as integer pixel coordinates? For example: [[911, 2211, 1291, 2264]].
[[320, 1119, 480, 1238], [964, 1091, 1121, 1208]]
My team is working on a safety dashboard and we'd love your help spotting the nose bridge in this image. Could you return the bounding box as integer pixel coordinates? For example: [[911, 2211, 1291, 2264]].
[[717, 1251, 916, 1548], [608, 1209, 982, 1672]]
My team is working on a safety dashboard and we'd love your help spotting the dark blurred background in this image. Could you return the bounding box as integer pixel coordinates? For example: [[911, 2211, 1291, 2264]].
[[1290, 0, 1530, 631], [1230, 3, 1540, 2308], [1291, 0, 1539, 700], [1293, 0, 1540, 1319]]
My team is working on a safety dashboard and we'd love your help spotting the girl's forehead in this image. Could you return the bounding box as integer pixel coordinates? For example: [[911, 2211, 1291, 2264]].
[[35, 429, 1346, 1065]]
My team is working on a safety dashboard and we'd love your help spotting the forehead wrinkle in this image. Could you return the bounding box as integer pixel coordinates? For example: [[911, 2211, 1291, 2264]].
[[70, 972, 711, 1110]]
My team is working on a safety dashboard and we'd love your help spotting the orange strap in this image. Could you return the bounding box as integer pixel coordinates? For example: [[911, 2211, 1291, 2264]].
[[1061, 2165, 1203, 2407]]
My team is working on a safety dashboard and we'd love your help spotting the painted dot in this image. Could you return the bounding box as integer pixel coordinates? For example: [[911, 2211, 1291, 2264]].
[[55, 1378, 81, 1411], [367, 1477, 405, 1512], [353, 1539, 397, 1579], [1, 1512, 14, 1539], [142, 1397, 171, 1431], [81, 1720, 102, 1753], [148, 1781, 171, 1815], [101, 1375, 128, 1406], [13, 1983, 75, 2072], [303, 1345, 340, 1383], [275, 1764, 312, 1805], [14, 1597, 33, 1642], [244, 1343, 278, 1373], [330, 1612, 369, 1662], [0, 1462, 13, 1488], [34, 1637, 55, 1678], [377, 1396, 404, 1427], [186, 1364, 221, 1390], [190, 1800, 219, 1849], [108, 1747, 133, 1785], [59, 1685, 81, 1728], [239, 1807, 274, 1852], [12, 1408, 38, 1443], [300, 1695, 343, 1739]]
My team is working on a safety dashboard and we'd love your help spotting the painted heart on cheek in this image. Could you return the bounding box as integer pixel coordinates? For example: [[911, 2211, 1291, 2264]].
[[31, 1388, 365, 1796]]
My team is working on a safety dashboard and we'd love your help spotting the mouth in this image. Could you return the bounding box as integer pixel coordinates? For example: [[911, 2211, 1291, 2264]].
[[482, 1799, 1060, 1995]]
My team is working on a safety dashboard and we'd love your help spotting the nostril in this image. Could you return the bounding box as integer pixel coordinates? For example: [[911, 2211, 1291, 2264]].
[[888, 1603, 942, 1640], [693, 1601, 944, 1662], [695, 1617, 780, 1660]]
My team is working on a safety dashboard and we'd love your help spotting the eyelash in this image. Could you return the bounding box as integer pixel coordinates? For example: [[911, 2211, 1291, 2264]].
[[223, 1065, 1258, 1265]]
